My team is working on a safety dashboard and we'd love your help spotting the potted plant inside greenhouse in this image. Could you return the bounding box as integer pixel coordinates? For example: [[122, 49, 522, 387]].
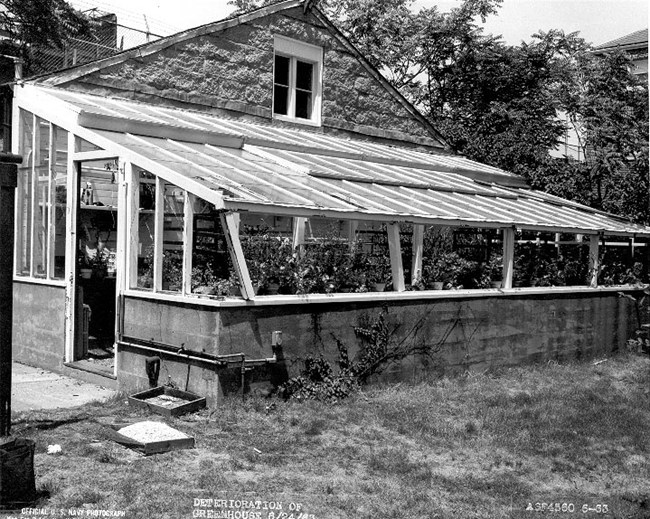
[[486, 253, 503, 288], [366, 254, 391, 292]]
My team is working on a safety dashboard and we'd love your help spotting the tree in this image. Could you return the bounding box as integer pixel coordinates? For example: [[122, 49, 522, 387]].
[[0, 0, 92, 74]]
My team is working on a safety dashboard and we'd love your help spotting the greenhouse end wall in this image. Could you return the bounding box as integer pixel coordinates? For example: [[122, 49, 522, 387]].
[[118, 289, 641, 404]]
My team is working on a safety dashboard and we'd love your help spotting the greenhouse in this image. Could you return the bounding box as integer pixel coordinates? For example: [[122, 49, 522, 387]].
[[11, 83, 650, 401], [9, 0, 650, 402]]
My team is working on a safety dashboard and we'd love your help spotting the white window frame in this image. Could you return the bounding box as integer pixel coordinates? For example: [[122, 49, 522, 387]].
[[273, 35, 323, 127]]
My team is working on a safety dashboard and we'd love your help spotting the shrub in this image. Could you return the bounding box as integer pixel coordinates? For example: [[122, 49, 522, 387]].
[[280, 310, 440, 401]]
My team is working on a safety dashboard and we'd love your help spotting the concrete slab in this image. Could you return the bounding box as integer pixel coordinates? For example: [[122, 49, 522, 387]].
[[11, 362, 117, 412]]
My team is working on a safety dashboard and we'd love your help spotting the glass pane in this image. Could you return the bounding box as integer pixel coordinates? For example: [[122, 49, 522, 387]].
[[52, 125, 67, 280], [78, 160, 118, 282], [295, 90, 312, 119], [136, 169, 156, 290], [162, 183, 184, 292], [17, 110, 33, 276], [0, 95, 10, 153], [274, 54, 290, 86], [191, 200, 239, 297], [273, 85, 289, 115], [77, 137, 101, 152], [295, 60, 313, 91]]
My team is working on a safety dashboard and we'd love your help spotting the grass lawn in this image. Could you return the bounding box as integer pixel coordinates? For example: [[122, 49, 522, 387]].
[[4, 352, 650, 519]]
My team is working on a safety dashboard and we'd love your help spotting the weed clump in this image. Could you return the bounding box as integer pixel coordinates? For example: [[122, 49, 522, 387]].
[[280, 310, 439, 402]]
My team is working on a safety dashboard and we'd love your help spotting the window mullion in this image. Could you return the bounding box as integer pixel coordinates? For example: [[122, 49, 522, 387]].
[[289, 57, 297, 118]]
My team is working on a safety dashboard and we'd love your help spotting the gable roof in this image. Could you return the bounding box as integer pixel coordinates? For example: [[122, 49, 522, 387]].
[[595, 28, 648, 52], [31, 0, 449, 149]]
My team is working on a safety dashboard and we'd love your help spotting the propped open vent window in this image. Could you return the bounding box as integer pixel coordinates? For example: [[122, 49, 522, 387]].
[[273, 36, 322, 126]]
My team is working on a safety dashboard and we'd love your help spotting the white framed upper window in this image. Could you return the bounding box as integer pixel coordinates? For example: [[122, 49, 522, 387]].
[[273, 36, 323, 126]]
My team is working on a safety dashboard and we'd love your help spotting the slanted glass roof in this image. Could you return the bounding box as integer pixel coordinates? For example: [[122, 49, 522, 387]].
[[28, 86, 650, 236]]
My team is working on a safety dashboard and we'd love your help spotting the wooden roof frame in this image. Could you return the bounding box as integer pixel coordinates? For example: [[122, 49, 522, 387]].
[[13, 83, 650, 237]]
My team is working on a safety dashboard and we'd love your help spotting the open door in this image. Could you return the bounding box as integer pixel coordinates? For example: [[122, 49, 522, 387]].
[[71, 159, 119, 376]]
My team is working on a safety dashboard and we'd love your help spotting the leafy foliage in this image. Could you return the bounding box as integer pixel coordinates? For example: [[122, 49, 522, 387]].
[[280, 309, 440, 401], [0, 0, 93, 73], [535, 49, 649, 222]]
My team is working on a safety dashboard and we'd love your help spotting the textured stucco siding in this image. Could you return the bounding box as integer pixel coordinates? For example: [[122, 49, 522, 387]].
[[67, 7, 437, 146], [118, 290, 638, 404]]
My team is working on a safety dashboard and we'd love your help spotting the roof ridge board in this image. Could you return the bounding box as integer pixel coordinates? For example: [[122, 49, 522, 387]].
[[79, 110, 245, 149], [38, 0, 304, 87], [307, 170, 518, 199], [246, 138, 527, 185]]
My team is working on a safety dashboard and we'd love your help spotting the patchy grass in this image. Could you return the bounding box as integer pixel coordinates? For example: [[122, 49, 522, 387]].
[[4, 352, 650, 519]]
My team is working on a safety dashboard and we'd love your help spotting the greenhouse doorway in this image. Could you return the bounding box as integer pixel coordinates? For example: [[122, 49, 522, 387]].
[[72, 158, 119, 376]]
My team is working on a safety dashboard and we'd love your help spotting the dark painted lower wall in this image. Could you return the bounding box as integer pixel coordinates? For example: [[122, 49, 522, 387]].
[[13, 281, 66, 370], [119, 290, 640, 405]]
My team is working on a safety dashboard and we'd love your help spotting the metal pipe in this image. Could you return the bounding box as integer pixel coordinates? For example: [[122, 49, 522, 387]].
[[0, 154, 19, 437], [117, 338, 277, 368], [118, 340, 228, 367], [119, 336, 278, 398], [241, 358, 246, 401]]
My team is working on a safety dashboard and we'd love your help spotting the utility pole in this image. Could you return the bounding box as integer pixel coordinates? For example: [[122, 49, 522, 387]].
[[0, 152, 20, 437]]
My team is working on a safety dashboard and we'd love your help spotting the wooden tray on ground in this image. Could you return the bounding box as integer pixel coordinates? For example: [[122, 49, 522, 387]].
[[128, 386, 206, 417], [104, 421, 195, 456]]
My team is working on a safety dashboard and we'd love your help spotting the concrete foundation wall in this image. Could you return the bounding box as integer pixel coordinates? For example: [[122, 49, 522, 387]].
[[13, 281, 66, 370], [69, 7, 438, 147], [119, 290, 639, 404]]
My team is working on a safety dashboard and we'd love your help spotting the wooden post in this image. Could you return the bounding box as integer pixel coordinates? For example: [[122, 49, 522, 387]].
[[113, 160, 128, 376], [46, 124, 56, 279], [182, 192, 196, 296], [0, 154, 19, 437], [125, 163, 139, 290], [343, 220, 358, 245], [589, 234, 600, 288], [387, 223, 405, 292], [221, 212, 254, 300], [411, 224, 424, 285], [153, 177, 164, 292], [502, 227, 515, 289], [63, 135, 80, 363], [292, 217, 306, 250]]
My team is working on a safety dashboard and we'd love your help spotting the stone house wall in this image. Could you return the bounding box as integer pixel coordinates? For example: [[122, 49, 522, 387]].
[[60, 7, 440, 147]]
